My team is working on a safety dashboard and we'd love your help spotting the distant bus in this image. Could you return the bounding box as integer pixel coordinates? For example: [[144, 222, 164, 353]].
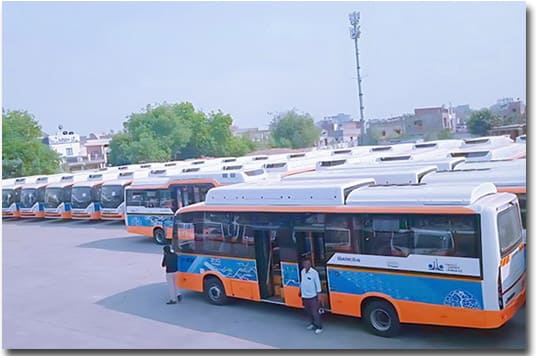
[[44, 174, 88, 219], [99, 170, 152, 221], [2, 177, 32, 218], [125, 169, 267, 244], [19, 175, 64, 218], [316, 157, 465, 172], [172, 179, 525, 337], [71, 173, 118, 220]]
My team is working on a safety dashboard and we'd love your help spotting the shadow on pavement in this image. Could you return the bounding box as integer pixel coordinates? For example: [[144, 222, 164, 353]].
[[96, 283, 526, 349], [78, 235, 162, 255], [3, 218, 125, 229]]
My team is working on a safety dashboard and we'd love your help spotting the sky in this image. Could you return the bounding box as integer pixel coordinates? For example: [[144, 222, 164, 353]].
[[2, 1, 526, 135]]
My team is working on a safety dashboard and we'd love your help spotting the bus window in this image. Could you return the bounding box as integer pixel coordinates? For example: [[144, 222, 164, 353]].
[[362, 215, 409, 256], [159, 190, 173, 209], [325, 215, 354, 255], [497, 204, 523, 256], [517, 193, 526, 229], [126, 191, 144, 206]]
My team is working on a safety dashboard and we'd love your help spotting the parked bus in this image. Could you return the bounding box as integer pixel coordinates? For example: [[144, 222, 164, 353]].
[[422, 163, 526, 230], [100, 170, 152, 221], [71, 173, 119, 220], [316, 157, 465, 172], [125, 168, 268, 244], [19, 175, 64, 218], [172, 179, 525, 337], [2, 177, 32, 218], [44, 174, 88, 219]]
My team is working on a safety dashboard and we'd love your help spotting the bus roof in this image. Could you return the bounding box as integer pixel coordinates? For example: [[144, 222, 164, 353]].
[[317, 157, 465, 172], [421, 167, 526, 188], [45, 174, 89, 188], [204, 178, 375, 206], [284, 166, 437, 185], [346, 182, 498, 207], [456, 158, 526, 171], [21, 175, 64, 189]]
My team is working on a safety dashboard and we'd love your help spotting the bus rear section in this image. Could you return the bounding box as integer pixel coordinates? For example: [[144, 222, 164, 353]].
[[172, 180, 525, 337]]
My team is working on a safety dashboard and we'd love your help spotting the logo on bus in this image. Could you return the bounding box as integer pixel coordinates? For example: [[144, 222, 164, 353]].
[[428, 259, 444, 271]]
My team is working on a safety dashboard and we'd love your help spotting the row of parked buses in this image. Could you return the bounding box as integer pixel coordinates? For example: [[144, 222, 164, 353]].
[[2, 135, 526, 337]]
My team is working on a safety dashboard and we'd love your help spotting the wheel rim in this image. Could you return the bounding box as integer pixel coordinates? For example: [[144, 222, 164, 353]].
[[155, 230, 165, 243], [209, 285, 221, 301], [370, 308, 391, 332]]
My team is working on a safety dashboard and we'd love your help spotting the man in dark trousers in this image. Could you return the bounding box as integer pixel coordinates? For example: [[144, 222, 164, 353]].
[[298, 257, 323, 334], [162, 246, 182, 304]]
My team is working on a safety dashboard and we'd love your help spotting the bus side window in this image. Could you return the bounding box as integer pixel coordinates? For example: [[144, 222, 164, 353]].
[[517, 193, 526, 229], [325, 214, 355, 256], [159, 189, 172, 209], [361, 215, 408, 256]]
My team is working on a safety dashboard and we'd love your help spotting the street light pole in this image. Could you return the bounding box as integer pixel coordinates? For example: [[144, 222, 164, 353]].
[[349, 11, 366, 145]]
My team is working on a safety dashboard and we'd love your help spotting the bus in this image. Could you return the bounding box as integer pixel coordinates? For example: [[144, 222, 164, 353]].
[[422, 163, 527, 231], [448, 143, 526, 162], [172, 179, 525, 337], [100, 170, 152, 221], [125, 168, 268, 244], [316, 157, 465, 173], [44, 174, 88, 219], [2, 177, 32, 218], [71, 172, 119, 220], [19, 175, 64, 218]]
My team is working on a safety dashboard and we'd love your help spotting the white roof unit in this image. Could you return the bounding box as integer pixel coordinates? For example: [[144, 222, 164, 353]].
[[461, 135, 513, 148], [346, 182, 497, 207], [284, 166, 437, 185], [422, 167, 525, 188], [317, 158, 465, 173], [456, 158, 526, 171], [516, 135, 526, 143], [204, 178, 375, 206]]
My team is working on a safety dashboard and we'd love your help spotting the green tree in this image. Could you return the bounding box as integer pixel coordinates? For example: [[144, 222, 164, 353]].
[[467, 109, 500, 136], [270, 110, 320, 149], [109, 102, 256, 165], [2, 109, 61, 178], [437, 129, 453, 140]]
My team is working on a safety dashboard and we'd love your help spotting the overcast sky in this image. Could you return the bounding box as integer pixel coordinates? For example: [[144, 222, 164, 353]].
[[3, 1, 526, 135]]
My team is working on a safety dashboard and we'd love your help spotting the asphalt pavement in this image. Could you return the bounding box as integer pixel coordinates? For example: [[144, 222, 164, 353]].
[[2, 219, 527, 349]]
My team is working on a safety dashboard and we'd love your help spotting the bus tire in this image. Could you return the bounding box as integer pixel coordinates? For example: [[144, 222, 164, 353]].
[[153, 228, 168, 245], [204, 277, 229, 305], [363, 299, 400, 337]]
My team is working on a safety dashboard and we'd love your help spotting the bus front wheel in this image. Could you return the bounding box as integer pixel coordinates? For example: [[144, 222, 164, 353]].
[[204, 277, 229, 305], [153, 228, 168, 245], [363, 300, 400, 337]]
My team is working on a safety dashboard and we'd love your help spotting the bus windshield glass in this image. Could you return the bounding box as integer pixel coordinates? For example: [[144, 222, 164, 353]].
[[2, 189, 15, 208], [45, 188, 63, 208], [72, 187, 93, 208], [497, 203, 523, 256], [20, 189, 37, 208], [101, 185, 124, 208]]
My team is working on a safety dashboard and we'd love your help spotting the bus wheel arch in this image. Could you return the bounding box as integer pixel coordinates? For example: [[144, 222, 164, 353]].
[[153, 227, 168, 245], [361, 296, 401, 337], [203, 275, 230, 305]]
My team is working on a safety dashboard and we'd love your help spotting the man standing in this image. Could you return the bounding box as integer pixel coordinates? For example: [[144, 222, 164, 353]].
[[299, 257, 323, 334], [162, 246, 182, 304]]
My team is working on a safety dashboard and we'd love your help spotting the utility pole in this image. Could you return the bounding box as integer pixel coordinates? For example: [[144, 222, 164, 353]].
[[349, 11, 366, 145]]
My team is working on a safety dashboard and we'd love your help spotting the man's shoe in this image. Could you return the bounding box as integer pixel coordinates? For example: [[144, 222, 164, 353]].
[[177, 295, 183, 302], [306, 324, 315, 330], [166, 300, 177, 305], [314, 328, 323, 334]]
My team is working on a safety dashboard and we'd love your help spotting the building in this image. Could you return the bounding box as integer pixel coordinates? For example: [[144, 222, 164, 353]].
[[231, 126, 271, 143], [46, 130, 82, 158], [368, 115, 406, 141], [489, 98, 526, 124], [406, 106, 454, 136]]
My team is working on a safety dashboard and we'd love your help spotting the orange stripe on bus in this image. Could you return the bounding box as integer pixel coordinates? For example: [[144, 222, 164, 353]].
[[497, 186, 526, 194], [280, 167, 315, 178], [177, 205, 476, 215], [500, 255, 511, 266], [127, 226, 154, 237]]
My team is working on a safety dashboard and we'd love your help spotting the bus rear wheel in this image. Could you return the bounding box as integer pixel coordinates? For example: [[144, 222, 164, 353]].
[[153, 228, 168, 245], [204, 277, 229, 305], [363, 300, 400, 337]]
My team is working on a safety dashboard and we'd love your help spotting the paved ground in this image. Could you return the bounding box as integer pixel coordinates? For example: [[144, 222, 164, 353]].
[[2, 219, 527, 349]]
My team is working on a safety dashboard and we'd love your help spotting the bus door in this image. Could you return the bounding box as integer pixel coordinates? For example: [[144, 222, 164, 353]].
[[293, 227, 330, 309], [253, 227, 283, 302]]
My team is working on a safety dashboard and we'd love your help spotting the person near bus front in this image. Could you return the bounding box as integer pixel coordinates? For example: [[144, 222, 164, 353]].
[[162, 246, 182, 304], [298, 257, 323, 334]]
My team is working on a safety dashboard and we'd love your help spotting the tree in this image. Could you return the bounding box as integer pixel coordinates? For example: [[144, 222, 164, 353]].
[[109, 102, 256, 165], [2, 109, 61, 178], [467, 109, 500, 136], [270, 110, 320, 149], [437, 129, 453, 140]]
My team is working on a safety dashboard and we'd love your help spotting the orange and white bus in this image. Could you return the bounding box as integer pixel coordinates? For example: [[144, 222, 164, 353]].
[[19, 175, 65, 218], [172, 179, 525, 337], [44, 174, 88, 219], [125, 168, 267, 244], [2, 177, 32, 218], [71, 172, 119, 220]]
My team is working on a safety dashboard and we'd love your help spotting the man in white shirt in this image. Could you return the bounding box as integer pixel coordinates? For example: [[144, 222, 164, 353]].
[[298, 257, 323, 334]]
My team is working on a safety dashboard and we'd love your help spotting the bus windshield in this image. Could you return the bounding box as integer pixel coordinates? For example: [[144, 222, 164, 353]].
[[101, 185, 124, 208], [45, 188, 63, 208], [497, 204, 523, 256], [20, 189, 37, 208], [2, 189, 15, 208], [72, 187, 93, 208]]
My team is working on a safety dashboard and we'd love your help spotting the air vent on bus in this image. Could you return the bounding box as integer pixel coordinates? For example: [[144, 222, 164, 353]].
[[245, 169, 264, 176], [140, 164, 151, 168], [464, 138, 490, 145], [223, 165, 243, 171], [264, 162, 287, 169], [14, 178, 26, 184], [223, 158, 237, 163], [88, 174, 103, 180], [165, 163, 177, 167], [289, 153, 306, 159], [371, 146, 392, 152], [191, 160, 205, 165], [60, 176, 74, 182], [183, 167, 200, 173], [36, 177, 48, 183], [118, 166, 128, 170], [119, 172, 134, 178], [415, 143, 437, 149], [252, 156, 269, 161], [150, 169, 167, 175], [320, 159, 347, 167], [450, 151, 489, 158], [333, 149, 352, 155], [379, 155, 411, 162]]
